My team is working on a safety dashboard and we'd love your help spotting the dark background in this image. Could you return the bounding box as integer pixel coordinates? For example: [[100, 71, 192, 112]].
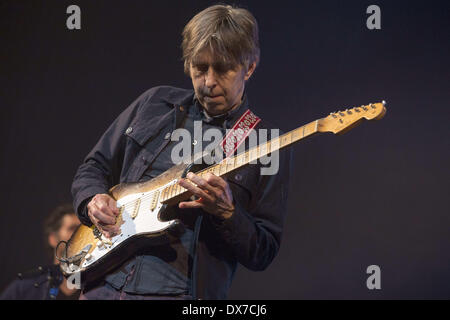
[[1, 0, 449, 299]]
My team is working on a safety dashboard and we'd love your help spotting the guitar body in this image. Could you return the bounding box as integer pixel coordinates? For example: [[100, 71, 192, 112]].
[[61, 162, 198, 283]]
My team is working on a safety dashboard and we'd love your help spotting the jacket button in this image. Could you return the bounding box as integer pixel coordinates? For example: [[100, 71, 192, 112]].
[[164, 132, 172, 140], [234, 174, 242, 181], [125, 127, 133, 134]]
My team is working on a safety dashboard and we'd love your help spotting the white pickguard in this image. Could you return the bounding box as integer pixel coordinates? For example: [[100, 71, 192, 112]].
[[80, 180, 178, 269]]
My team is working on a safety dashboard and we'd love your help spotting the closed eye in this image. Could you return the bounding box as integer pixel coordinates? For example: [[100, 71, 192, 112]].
[[193, 64, 208, 73]]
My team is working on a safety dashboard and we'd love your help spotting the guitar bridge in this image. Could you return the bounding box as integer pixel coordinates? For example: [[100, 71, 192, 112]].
[[60, 243, 93, 274], [93, 227, 102, 239]]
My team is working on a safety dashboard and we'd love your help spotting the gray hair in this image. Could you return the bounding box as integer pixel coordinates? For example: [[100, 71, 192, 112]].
[[181, 4, 260, 74]]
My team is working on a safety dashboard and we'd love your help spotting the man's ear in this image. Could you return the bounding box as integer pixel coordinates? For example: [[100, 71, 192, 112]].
[[48, 233, 58, 249], [244, 62, 257, 81]]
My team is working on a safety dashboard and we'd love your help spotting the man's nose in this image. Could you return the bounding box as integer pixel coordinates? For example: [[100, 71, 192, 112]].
[[204, 67, 218, 88]]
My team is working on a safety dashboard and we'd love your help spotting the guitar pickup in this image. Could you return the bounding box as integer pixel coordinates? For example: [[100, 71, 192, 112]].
[[150, 190, 160, 210], [130, 198, 141, 219]]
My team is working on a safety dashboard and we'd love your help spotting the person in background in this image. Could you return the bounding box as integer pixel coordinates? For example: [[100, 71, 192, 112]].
[[0, 203, 81, 300]]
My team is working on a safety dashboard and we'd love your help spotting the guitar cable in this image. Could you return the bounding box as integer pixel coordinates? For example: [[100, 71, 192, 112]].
[[55, 240, 69, 264]]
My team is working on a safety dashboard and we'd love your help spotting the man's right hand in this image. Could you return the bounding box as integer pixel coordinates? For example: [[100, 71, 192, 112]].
[[87, 194, 120, 239]]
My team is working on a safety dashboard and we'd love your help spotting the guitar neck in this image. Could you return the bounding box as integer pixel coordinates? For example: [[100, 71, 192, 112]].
[[160, 119, 321, 204]]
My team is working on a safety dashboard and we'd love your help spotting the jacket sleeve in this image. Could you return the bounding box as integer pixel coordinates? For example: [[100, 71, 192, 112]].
[[71, 88, 157, 226], [207, 147, 293, 271]]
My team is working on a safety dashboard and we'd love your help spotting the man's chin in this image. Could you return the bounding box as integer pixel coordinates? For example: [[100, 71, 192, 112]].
[[203, 102, 227, 116]]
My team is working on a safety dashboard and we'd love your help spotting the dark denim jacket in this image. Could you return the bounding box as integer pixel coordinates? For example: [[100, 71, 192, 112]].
[[71, 86, 292, 299]]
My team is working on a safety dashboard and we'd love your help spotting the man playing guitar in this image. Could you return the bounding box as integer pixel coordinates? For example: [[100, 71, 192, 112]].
[[72, 4, 291, 299]]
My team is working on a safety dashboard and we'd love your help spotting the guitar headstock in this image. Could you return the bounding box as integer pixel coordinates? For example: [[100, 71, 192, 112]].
[[318, 101, 387, 135]]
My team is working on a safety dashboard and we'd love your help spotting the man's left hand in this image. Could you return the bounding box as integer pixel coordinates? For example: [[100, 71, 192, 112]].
[[178, 172, 234, 219]]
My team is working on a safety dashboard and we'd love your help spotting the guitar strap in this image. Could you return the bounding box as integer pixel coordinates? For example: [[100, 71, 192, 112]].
[[220, 109, 261, 158]]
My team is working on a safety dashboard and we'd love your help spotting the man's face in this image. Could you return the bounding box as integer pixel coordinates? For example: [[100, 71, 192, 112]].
[[50, 214, 80, 249], [189, 50, 255, 116]]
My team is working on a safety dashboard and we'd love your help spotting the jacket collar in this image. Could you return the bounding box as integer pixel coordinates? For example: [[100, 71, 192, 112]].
[[192, 91, 250, 129], [159, 87, 251, 129]]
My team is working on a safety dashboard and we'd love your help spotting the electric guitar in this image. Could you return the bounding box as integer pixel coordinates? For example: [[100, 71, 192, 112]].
[[60, 101, 387, 282]]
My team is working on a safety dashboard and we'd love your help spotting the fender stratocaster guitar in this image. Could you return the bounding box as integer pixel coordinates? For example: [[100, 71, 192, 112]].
[[60, 101, 387, 282]]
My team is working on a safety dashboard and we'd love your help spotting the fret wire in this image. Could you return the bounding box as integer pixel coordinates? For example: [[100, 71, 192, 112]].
[[172, 184, 179, 197], [258, 144, 264, 158], [296, 128, 301, 140], [291, 128, 300, 141], [178, 184, 183, 196], [175, 185, 184, 198], [224, 158, 230, 173], [161, 187, 167, 201], [249, 147, 255, 163], [171, 184, 177, 198], [235, 154, 243, 169], [226, 157, 235, 172], [236, 153, 243, 166], [259, 143, 267, 157], [167, 185, 173, 199], [165, 186, 170, 200], [167, 184, 173, 199], [271, 138, 278, 150], [159, 188, 163, 202], [220, 162, 226, 175]]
